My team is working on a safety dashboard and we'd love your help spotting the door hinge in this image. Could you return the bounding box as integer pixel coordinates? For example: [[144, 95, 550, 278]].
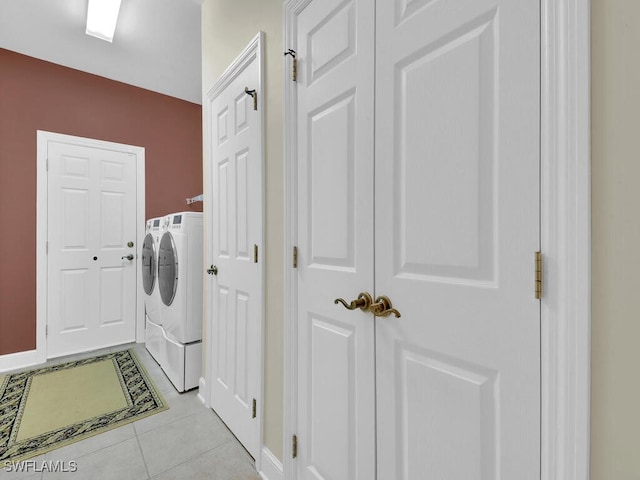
[[46, 158, 49, 171], [45, 325, 48, 337], [292, 434, 298, 459], [252, 398, 257, 418], [535, 251, 543, 299], [284, 49, 297, 82], [292, 246, 298, 269], [254, 244, 258, 263], [45, 241, 48, 254]]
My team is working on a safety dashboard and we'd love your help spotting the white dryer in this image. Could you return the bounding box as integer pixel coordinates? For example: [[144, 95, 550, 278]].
[[148, 211, 203, 392]]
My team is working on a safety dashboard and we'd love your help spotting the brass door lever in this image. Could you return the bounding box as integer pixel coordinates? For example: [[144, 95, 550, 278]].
[[369, 295, 401, 318], [334, 292, 373, 312]]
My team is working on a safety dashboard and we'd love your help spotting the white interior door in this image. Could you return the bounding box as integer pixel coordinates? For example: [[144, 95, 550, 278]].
[[292, 0, 541, 478], [374, 0, 540, 478], [294, 1, 376, 479], [207, 36, 264, 460], [47, 141, 137, 358]]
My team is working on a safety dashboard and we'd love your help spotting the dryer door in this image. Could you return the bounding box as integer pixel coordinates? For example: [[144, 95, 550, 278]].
[[158, 232, 178, 306], [141, 233, 156, 295]]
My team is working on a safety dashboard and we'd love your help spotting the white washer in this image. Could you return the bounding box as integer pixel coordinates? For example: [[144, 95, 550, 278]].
[[141, 217, 163, 325], [150, 211, 203, 392], [144, 217, 168, 368]]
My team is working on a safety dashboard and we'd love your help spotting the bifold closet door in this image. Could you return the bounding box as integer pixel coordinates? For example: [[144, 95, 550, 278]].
[[294, 0, 376, 479], [291, 0, 541, 478], [374, 0, 541, 478]]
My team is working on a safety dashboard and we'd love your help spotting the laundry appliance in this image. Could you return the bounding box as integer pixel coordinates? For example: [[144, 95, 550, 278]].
[[141, 217, 163, 326], [147, 211, 203, 392]]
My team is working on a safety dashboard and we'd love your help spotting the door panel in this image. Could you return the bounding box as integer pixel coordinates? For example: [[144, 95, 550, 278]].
[[218, 158, 230, 256], [395, 16, 496, 281], [398, 347, 499, 478], [101, 192, 125, 248], [375, 1, 540, 479], [236, 151, 249, 258], [99, 267, 125, 325], [62, 188, 89, 248], [308, 92, 356, 267], [295, 0, 375, 479], [60, 269, 89, 331], [208, 50, 262, 459], [47, 142, 137, 358], [307, 2, 355, 83], [307, 315, 357, 480]]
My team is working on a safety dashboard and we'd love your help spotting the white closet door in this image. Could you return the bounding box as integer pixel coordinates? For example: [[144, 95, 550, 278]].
[[295, 0, 376, 479], [208, 49, 263, 459], [47, 141, 137, 358], [374, 0, 541, 478]]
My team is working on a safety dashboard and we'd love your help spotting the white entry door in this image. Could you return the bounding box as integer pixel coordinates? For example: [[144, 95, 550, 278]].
[[374, 0, 540, 478], [47, 140, 138, 358], [292, 0, 540, 478], [206, 34, 264, 460]]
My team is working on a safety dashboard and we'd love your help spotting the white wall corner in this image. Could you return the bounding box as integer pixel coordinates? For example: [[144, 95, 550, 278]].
[[259, 447, 284, 480]]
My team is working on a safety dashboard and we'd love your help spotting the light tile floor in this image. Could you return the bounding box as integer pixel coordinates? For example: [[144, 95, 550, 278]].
[[0, 343, 261, 480]]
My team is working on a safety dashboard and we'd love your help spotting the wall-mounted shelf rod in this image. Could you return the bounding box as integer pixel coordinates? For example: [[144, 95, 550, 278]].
[[186, 193, 204, 205]]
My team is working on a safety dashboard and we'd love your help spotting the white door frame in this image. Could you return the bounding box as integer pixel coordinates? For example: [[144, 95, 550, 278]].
[[283, 0, 591, 479], [201, 31, 266, 469], [35, 130, 146, 365]]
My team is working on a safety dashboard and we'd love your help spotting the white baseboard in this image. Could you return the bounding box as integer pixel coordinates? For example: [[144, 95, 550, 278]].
[[197, 376, 209, 407], [0, 349, 44, 373], [259, 447, 283, 480]]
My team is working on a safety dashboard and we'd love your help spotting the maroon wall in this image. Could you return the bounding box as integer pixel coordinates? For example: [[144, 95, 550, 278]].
[[0, 48, 203, 355]]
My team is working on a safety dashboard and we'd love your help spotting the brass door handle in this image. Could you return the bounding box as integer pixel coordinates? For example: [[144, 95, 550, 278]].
[[369, 295, 401, 318], [207, 265, 218, 276], [334, 292, 373, 312]]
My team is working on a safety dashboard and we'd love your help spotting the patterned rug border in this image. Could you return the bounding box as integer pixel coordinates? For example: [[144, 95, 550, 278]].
[[0, 349, 168, 462]]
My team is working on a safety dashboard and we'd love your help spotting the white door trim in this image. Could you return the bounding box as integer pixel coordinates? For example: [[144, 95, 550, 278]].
[[202, 31, 265, 469], [36, 130, 146, 364], [540, 1, 591, 479], [283, 2, 308, 470], [282, 0, 591, 478]]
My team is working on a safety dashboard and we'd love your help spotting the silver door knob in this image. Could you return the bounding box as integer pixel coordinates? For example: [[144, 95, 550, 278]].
[[207, 265, 218, 276], [122, 254, 134, 261]]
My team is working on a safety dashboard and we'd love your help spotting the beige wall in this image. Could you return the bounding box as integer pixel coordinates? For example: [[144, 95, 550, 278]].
[[591, 1, 640, 479], [200, 0, 640, 472], [201, 0, 285, 462]]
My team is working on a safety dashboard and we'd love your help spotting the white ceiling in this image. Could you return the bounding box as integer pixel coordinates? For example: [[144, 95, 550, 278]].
[[0, 0, 202, 104]]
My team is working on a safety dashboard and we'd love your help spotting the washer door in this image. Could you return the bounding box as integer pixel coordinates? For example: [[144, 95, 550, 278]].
[[141, 233, 156, 295], [158, 232, 178, 306]]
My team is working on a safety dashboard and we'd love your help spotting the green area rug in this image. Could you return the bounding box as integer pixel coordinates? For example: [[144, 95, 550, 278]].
[[0, 349, 167, 462]]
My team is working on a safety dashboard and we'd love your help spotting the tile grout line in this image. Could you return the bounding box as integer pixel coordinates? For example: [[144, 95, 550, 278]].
[[134, 427, 152, 480], [134, 400, 215, 437], [143, 437, 236, 478]]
